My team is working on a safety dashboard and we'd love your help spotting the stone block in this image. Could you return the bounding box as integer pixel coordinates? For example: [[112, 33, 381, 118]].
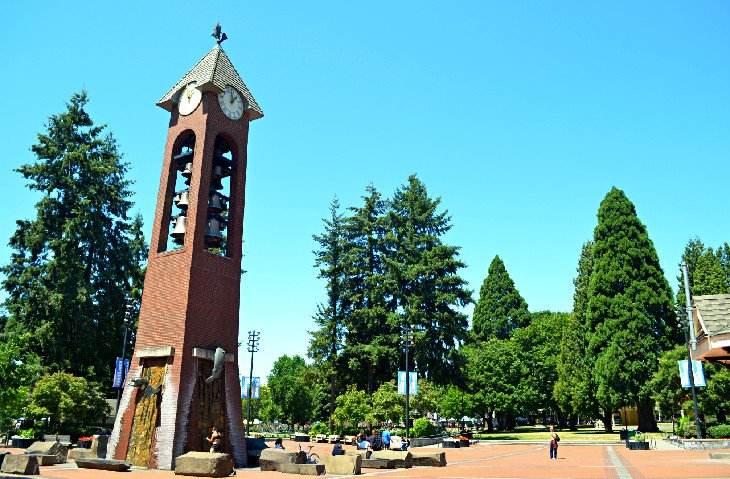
[[319, 454, 361, 475], [344, 450, 371, 459], [292, 434, 310, 442], [25, 441, 67, 464], [1, 455, 40, 475], [174, 452, 234, 477], [411, 451, 446, 467], [360, 458, 395, 469], [75, 458, 132, 471], [23, 455, 56, 466], [258, 449, 306, 471], [0, 452, 8, 469], [278, 463, 326, 475], [68, 449, 95, 460], [370, 451, 412, 468], [90, 435, 109, 458], [709, 452, 730, 460]]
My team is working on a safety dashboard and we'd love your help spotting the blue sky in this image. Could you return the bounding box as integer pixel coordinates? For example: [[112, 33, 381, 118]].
[[1, 1, 728, 383]]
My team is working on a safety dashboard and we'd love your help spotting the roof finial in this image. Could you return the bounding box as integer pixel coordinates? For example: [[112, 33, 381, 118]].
[[212, 22, 228, 45]]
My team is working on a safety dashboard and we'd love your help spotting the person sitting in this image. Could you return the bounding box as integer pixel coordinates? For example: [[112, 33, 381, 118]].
[[331, 441, 344, 456], [400, 437, 410, 451], [369, 429, 384, 451], [274, 438, 285, 450]]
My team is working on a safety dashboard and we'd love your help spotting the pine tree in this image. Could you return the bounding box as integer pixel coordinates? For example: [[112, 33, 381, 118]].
[[677, 238, 730, 308], [340, 185, 394, 394], [554, 241, 599, 429], [308, 198, 348, 428], [1, 91, 146, 386], [383, 175, 472, 385], [472, 256, 529, 341], [586, 187, 680, 432]]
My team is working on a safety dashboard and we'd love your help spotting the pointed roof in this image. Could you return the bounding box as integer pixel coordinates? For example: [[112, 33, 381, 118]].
[[157, 45, 263, 121]]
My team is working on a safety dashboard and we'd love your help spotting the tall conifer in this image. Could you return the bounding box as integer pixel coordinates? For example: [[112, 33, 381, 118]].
[[586, 187, 679, 432], [472, 256, 529, 341]]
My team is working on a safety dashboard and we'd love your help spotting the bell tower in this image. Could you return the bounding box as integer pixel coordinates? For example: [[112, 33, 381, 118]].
[[108, 29, 263, 470]]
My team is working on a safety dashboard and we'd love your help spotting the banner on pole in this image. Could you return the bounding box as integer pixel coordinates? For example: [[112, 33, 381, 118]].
[[241, 377, 261, 398], [113, 357, 130, 388], [678, 360, 706, 388], [397, 371, 418, 395]]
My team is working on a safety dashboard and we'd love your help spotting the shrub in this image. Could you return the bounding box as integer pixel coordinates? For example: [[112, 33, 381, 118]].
[[707, 424, 730, 439], [310, 422, 329, 436], [677, 417, 697, 438], [411, 418, 437, 438]]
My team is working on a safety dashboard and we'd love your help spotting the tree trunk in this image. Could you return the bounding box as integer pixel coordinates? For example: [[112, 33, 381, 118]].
[[637, 402, 659, 432], [717, 409, 727, 423], [486, 408, 494, 432], [328, 372, 336, 432], [602, 410, 613, 433]]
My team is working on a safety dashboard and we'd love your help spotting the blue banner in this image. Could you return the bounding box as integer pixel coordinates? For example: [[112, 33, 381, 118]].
[[678, 360, 706, 387], [113, 357, 130, 388], [241, 377, 260, 399], [397, 371, 418, 395]]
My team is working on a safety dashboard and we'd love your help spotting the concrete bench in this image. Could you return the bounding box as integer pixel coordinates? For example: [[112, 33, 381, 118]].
[[259, 449, 306, 471], [370, 451, 412, 468], [328, 435, 341, 444], [318, 454, 361, 475], [361, 458, 395, 469], [411, 451, 446, 467], [26, 441, 67, 464], [174, 452, 234, 477], [314, 434, 328, 443], [42, 435, 71, 446], [344, 450, 371, 459], [278, 463, 326, 475]]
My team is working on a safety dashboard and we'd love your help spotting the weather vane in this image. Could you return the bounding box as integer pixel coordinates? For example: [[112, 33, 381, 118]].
[[212, 22, 228, 45]]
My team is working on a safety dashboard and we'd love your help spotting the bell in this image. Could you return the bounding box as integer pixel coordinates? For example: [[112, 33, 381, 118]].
[[173, 149, 193, 163], [170, 215, 187, 243], [213, 154, 233, 179], [181, 162, 193, 178], [211, 165, 224, 180], [210, 177, 223, 191], [204, 215, 226, 245], [208, 192, 228, 213], [174, 189, 190, 209]]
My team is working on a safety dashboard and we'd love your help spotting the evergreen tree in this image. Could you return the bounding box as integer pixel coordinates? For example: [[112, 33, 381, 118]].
[[585, 187, 680, 432], [308, 198, 348, 428], [383, 175, 472, 385], [1, 91, 146, 386], [677, 238, 730, 310], [554, 241, 598, 429], [341, 185, 394, 393], [472, 256, 529, 341]]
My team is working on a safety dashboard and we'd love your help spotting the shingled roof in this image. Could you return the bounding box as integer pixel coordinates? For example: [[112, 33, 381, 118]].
[[695, 294, 730, 336], [157, 45, 263, 121]]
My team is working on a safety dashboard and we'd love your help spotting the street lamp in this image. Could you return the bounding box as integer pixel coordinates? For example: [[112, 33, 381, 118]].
[[679, 260, 703, 439], [245, 330, 260, 436], [401, 325, 413, 440], [115, 301, 137, 415]]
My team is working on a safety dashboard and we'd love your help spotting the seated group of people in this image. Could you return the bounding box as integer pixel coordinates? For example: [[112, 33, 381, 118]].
[[352, 428, 408, 451]]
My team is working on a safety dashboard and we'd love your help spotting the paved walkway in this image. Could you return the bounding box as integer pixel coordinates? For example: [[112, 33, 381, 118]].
[[3, 440, 730, 479]]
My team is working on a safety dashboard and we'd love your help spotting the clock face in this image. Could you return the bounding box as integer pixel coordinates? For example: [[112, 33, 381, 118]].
[[218, 85, 247, 120], [178, 82, 202, 116]]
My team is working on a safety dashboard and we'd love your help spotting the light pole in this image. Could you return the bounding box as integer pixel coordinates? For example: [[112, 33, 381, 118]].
[[680, 261, 703, 438], [116, 301, 136, 415], [401, 325, 413, 440], [245, 330, 260, 436]]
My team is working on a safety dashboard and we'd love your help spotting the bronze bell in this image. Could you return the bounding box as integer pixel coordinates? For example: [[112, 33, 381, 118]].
[[181, 162, 193, 178], [208, 192, 228, 213], [170, 215, 187, 244], [210, 177, 223, 191], [211, 164, 224, 180], [204, 215, 226, 245], [174, 189, 190, 209]]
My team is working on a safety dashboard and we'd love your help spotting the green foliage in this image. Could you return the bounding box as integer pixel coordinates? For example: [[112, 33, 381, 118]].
[[331, 385, 371, 427], [555, 242, 598, 422], [411, 417, 437, 438], [267, 355, 317, 425], [706, 424, 730, 439], [410, 379, 439, 418], [371, 381, 404, 424], [586, 187, 679, 431], [27, 372, 110, 432], [1, 91, 147, 387], [677, 416, 697, 438], [512, 311, 569, 415], [0, 333, 43, 431], [699, 364, 730, 421], [472, 256, 529, 341], [310, 422, 329, 435], [648, 346, 688, 418], [437, 385, 473, 422]]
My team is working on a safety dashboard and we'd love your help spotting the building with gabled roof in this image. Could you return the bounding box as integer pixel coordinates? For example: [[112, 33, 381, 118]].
[[692, 294, 730, 369]]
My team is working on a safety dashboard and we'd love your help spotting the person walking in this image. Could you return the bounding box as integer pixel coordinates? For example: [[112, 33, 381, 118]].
[[206, 426, 222, 453], [382, 427, 391, 450], [549, 426, 559, 459]]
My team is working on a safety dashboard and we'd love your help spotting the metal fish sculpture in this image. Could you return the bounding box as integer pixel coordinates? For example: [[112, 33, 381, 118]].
[[206, 347, 226, 383]]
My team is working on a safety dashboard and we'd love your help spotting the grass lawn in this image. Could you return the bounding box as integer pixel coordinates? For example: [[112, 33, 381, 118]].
[[461, 423, 674, 441]]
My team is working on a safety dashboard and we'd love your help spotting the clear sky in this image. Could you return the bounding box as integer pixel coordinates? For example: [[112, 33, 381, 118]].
[[1, 1, 728, 384]]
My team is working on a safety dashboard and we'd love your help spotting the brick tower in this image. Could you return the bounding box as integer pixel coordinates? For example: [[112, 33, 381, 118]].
[[108, 35, 263, 470]]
